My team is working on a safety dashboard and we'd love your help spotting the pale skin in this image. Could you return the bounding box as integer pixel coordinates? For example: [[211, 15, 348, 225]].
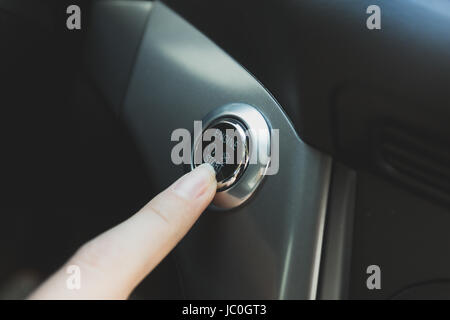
[[28, 163, 217, 299]]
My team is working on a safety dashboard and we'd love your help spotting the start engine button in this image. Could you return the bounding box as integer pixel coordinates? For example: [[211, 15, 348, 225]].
[[191, 103, 271, 209], [193, 118, 249, 191]]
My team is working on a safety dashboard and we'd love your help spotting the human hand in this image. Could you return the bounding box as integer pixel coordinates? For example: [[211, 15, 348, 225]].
[[29, 163, 216, 299]]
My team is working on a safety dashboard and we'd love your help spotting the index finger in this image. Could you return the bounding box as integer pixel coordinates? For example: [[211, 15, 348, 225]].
[[29, 163, 217, 299]]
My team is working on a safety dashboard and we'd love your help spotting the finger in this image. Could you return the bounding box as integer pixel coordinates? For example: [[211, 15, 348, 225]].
[[29, 163, 217, 299]]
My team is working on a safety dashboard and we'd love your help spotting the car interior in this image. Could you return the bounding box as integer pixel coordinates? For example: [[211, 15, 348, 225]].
[[1, 0, 450, 300]]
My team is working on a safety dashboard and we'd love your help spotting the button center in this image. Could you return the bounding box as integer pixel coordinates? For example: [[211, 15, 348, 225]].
[[193, 118, 249, 191]]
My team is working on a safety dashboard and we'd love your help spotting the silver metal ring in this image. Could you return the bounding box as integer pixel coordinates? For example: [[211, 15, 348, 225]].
[[191, 103, 272, 209]]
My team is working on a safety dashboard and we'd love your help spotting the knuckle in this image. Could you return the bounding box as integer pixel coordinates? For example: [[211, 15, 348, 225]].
[[147, 201, 171, 226], [168, 190, 197, 215], [151, 191, 195, 224]]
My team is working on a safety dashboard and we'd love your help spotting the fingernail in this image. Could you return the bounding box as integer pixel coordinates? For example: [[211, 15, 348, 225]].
[[173, 163, 216, 199]]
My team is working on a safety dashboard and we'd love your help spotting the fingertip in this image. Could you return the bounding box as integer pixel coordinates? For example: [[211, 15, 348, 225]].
[[198, 162, 217, 180], [172, 163, 217, 200], [195, 163, 217, 201]]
